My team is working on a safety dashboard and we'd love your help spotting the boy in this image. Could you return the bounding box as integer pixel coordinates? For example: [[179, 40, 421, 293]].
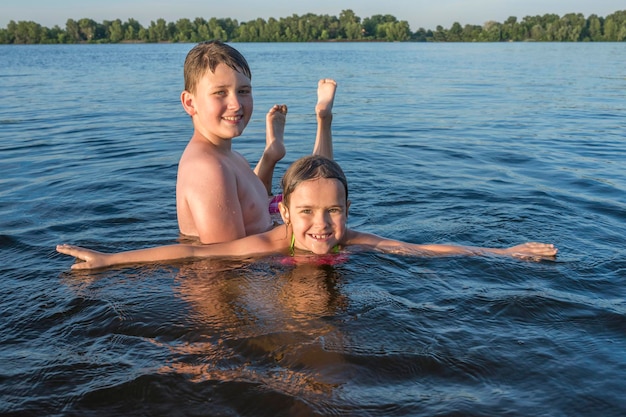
[[176, 40, 336, 244]]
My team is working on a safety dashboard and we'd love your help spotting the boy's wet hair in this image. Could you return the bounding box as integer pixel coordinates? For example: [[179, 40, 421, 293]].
[[281, 156, 349, 206], [183, 40, 252, 93]]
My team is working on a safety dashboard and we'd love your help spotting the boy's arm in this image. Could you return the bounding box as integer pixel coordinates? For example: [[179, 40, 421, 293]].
[[346, 230, 558, 260], [179, 156, 247, 244]]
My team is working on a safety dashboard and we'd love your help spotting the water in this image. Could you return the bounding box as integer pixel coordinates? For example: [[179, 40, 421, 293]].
[[1, 42, 625, 416]]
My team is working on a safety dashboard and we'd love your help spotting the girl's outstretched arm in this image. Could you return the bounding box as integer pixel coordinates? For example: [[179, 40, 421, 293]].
[[345, 230, 558, 260], [57, 227, 290, 270], [56, 243, 201, 270], [401, 241, 558, 260]]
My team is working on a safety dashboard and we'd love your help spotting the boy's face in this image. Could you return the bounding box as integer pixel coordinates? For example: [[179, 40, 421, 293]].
[[280, 178, 350, 255], [185, 63, 253, 142]]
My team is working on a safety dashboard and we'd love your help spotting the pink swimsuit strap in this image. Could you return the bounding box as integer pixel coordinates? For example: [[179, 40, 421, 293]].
[[268, 194, 283, 214]]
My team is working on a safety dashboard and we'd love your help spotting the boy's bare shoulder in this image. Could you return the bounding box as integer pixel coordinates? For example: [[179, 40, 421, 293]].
[[178, 142, 233, 177], [179, 138, 216, 162], [177, 157, 238, 208]]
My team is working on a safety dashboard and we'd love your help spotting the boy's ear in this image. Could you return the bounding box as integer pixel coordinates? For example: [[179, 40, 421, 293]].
[[346, 200, 351, 217], [278, 202, 290, 224], [180, 90, 196, 116]]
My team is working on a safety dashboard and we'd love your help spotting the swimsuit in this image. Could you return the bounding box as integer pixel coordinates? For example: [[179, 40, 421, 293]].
[[269, 194, 283, 214]]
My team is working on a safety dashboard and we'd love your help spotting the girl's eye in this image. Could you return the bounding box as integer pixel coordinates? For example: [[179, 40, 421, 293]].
[[239, 89, 251, 95]]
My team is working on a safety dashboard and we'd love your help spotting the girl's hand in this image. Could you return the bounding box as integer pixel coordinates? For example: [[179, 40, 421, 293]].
[[504, 242, 558, 261], [56, 244, 111, 270]]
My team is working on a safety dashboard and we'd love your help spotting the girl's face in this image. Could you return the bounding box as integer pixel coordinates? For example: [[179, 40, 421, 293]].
[[280, 178, 349, 255]]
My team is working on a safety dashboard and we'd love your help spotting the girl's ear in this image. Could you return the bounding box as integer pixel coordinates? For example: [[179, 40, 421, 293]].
[[278, 202, 290, 224], [180, 90, 196, 116]]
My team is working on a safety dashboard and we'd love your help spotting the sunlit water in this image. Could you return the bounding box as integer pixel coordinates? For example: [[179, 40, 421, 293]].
[[1, 42, 625, 416]]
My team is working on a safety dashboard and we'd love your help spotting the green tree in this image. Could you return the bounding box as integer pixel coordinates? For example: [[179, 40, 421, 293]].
[[604, 10, 626, 40], [361, 15, 379, 38], [50, 25, 66, 43], [123, 18, 142, 41], [77, 18, 98, 42], [195, 20, 209, 41], [587, 14, 603, 41], [7, 20, 47, 43], [555, 13, 586, 41], [236, 21, 258, 42], [461, 24, 483, 41], [219, 18, 239, 40], [107, 19, 124, 42], [540, 13, 561, 41], [137, 27, 148, 41], [433, 25, 447, 41], [265, 17, 282, 41], [411, 27, 431, 42], [64, 18, 80, 43], [147, 18, 170, 42], [500, 16, 517, 41], [339, 9, 362, 40], [378, 21, 411, 41], [363, 14, 400, 40], [174, 18, 194, 42], [530, 24, 545, 41], [447, 22, 463, 41], [481, 20, 502, 41], [617, 11, 626, 40], [209, 18, 230, 40]]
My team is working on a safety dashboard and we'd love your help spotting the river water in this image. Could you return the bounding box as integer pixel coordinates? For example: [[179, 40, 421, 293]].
[[1, 42, 625, 416]]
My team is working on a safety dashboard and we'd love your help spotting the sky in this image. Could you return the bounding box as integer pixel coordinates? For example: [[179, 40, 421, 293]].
[[2, 0, 624, 31]]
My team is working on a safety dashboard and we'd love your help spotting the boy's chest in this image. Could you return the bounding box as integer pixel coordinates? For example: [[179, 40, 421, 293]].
[[232, 160, 272, 226]]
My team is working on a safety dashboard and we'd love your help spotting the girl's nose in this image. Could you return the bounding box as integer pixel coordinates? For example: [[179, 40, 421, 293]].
[[313, 211, 330, 227]]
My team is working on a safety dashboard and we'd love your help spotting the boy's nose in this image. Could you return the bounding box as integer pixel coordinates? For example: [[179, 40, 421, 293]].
[[227, 95, 243, 109]]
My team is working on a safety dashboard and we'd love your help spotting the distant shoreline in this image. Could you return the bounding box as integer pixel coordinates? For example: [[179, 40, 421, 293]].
[[2, 9, 625, 44]]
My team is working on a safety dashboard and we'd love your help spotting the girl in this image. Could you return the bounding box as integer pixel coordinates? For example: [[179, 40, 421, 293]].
[[56, 155, 557, 270]]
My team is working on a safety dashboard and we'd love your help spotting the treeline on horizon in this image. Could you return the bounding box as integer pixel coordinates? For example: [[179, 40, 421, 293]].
[[2, 9, 626, 44]]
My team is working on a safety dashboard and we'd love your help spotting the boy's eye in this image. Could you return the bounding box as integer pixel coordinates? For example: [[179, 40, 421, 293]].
[[238, 88, 251, 95], [329, 208, 342, 213]]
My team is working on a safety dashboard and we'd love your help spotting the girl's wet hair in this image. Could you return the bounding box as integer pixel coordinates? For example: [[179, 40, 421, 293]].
[[183, 40, 252, 93], [281, 156, 348, 205]]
